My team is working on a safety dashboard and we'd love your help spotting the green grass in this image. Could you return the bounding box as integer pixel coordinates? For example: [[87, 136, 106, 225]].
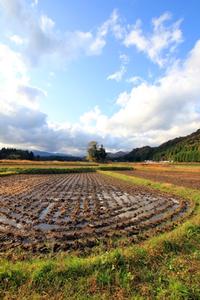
[[98, 165, 133, 171], [0, 170, 200, 299], [0, 165, 133, 176]]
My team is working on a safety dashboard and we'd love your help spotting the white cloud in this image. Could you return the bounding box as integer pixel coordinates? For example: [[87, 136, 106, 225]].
[[107, 53, 129, 82], [105, 40, 200, 142], [0, 43, 116, 153], [80, 40, 200, 149], [2, 2, 183, 70], [0, 43, 46, 112], [97, 9, 124, 40], [119, 53, 129, 64], [124, 12, 183, 66], [107, 66, 126, 82], [1, 40, 200, 153], [115, 91, 130, 107], [80, 106, 108, 136], [17, 84, 47, 102], [9, 34, 25, 45], [40, 15, 55, 33], [0, 4, 200, 154], [0, 1, 124, 65], [152, 12, 171, 30], [127, 76, 145, 85]]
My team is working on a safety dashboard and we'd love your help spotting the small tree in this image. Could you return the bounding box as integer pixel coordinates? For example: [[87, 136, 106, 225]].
[[87, 141, 107, 162]]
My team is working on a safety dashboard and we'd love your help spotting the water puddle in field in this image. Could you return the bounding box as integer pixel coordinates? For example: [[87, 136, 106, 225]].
[[100, 192, 146, 209], [0, 207, 10, 214], [171, 201, 188, 221], [172, 199, 180, 204], [0, 225, 6, 231], [53, 210, 61, 219], [39, 203, 54, 219], [76, 220, 88, 229], [0, 214, 23, 229], [80, 201, 84, 210], [116, 197, 180, 221], [64, 216, 71, 222], [34, 223, 60, 231], [10, 212, 23, 219]]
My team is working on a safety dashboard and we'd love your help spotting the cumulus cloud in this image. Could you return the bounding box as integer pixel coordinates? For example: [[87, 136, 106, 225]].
[[124, 12, 183, 66], [78, 40, 200, 150], [0, 1, 123, 65], [0, 42, 121, 153], [105, 40, 200, 143], [0, 3, 183, 68], [0, 3, 200, 154], [1, 40, 200, 153], [0, 43, 46, 109]]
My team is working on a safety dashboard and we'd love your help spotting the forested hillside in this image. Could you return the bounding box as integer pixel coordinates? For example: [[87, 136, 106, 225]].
[[123, 129, 200, 162]]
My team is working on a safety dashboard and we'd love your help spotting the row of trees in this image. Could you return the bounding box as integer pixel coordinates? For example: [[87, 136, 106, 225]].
[[0, 143, 108, 162], [0, 148, 34, 160], [174, 151, 200, 162], [153, 149, 200, 162]]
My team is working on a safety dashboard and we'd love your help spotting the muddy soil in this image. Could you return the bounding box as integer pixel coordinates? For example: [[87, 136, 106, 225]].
[[120, 170, 200, 190], [0, 173, 188, 251]]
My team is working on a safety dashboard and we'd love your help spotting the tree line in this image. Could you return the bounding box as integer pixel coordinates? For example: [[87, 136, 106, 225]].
[[0, 142, 108, 162], [153, 149, 200, 162], [0, 148, 34, 160]]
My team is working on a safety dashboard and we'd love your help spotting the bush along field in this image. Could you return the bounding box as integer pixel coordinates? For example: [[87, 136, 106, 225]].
[[0, 169, 200, 299], [0, 165, 133, 176]]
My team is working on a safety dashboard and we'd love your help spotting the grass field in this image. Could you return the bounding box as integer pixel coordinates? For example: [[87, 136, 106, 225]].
[[0, 161, 200, 299], [0, 160, 132, 176]]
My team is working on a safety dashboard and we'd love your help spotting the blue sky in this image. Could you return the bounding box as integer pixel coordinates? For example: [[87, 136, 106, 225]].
[[0, 0, 200, 154]]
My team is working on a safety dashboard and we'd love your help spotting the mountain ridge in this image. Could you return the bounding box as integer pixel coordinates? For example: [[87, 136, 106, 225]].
[[122, 128, 200, 162]]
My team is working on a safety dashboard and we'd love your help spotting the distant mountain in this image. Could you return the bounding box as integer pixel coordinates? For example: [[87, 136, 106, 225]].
[[32, 150, 83, 161], [122, 129, 200, 162], [107, 151, 129, 159], [33, 150, 71, 157]]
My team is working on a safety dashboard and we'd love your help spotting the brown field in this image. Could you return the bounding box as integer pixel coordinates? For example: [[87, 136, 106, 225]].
[[0, 159, 98, 168], [0, 172, 187, 252], [131, 162, 200, 173], [121, 167, 200, 189]]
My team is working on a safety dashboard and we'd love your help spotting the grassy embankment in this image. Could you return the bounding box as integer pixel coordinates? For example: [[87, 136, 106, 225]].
[[0, 168, 200, 299]]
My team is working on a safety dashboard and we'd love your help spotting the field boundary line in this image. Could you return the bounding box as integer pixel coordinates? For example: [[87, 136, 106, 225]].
[[98, 170, 200, 231], [98, 170, 200, 203]]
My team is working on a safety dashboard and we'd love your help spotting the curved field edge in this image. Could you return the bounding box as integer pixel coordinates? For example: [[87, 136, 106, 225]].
[[0, 173, 200, 299]]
